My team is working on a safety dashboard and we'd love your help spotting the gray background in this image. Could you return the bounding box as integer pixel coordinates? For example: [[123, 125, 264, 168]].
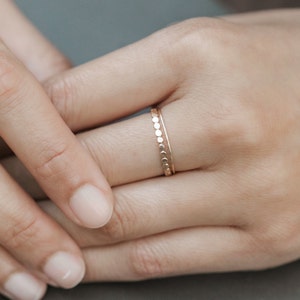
[[3, 0, 300, 299], [14, 0, 228, 65]]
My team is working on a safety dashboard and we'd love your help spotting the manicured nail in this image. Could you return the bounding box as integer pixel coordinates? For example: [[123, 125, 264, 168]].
[[70, 184, 112, 228], [4, 273, 46, 300], [43, 252, 85, 289]]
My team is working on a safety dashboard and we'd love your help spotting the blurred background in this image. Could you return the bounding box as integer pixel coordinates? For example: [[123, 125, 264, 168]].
[[15, 0, 229, 65], [14, 0, 299, 65]]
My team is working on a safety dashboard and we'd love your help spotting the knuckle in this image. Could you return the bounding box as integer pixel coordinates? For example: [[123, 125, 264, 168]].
[[38, 53, 71, 82], [256, 159, 289, 201], [100, 207, 126, 242], [206, 105, 247, 148], [4, 215, 40, 250], [47, 54, 71, 74], [252, 222, 299, 266], [33, 142, 70, 181], [149, 17, 223, 74], [168, 17, 221, 45], [203, 101, 265, 155], [206, 105, 239, 145], [45, 76, 75, 127], [166, 17, 238, 67], [100, 189, 135, 242], [129, 240, 166, 280], [79, 130, 118, 184], [0, 50, 22, 107]]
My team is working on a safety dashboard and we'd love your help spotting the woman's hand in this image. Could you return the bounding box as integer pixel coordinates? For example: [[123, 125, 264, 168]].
[[0, 1, 114, 299], [4, 9, 300, 283]]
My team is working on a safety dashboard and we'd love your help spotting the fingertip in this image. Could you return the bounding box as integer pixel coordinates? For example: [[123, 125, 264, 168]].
[[4, 272, 47, 300], [43, 252, 85, 289], [69, 184, 113, 229]]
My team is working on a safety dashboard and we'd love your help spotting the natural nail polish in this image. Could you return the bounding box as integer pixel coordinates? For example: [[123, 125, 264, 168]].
[[4, 273, 46, 300], [43, 252, 85, 289], [70, 184, 112, 228]]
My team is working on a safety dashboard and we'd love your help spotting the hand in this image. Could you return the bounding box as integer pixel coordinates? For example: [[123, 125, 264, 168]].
[[4, 8, 300, 283], [0, 1, 114, 299]]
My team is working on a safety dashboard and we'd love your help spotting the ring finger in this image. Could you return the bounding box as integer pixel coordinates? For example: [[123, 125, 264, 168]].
[[3, 98, 230, 195]]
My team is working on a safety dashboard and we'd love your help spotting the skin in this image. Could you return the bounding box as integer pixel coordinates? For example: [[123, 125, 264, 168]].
[[0, 1, 114, 298], [4, 8, 300, 287]]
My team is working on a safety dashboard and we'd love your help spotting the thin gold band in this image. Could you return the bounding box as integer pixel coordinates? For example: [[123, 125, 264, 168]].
[[151, 107, 175, 176]]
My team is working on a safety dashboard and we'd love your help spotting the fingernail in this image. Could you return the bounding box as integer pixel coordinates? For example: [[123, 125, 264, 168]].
[[70, 184, 112, 228], [4, 273, 46, 300], [43, 252, 85, 289]]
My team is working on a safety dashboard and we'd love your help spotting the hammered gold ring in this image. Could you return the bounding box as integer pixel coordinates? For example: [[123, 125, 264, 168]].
[[151, 107, 175, 176]]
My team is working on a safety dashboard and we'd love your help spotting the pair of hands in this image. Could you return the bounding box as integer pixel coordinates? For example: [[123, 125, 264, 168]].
[[1, 2, 300, 299]]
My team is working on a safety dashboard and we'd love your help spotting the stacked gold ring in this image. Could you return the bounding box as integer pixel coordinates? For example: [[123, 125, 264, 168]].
[[151, 107, 175, 176]]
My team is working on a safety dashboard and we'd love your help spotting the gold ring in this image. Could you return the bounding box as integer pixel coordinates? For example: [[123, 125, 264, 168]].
[[151, 107, 175, 176]]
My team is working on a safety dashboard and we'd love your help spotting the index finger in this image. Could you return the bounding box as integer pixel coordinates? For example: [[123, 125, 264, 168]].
[[0, 41, 113, 228], [45, 26, 180, 131]]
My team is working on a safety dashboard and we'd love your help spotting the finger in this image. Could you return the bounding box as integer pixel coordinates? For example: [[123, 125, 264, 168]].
[[0, 41, 113, 228], [73, 99, 229, 185], [82, 227, 261, 281], [2, 98, 229, 194], [0, 246, 46, 300], [45, 27, 180, 131], [0, 0, 71, 81], [39, 171, 244, 248], [0, 165, 85, 289]]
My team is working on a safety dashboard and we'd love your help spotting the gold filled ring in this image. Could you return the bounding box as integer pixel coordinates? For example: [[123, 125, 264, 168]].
[[151, 107, 175, 176]]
